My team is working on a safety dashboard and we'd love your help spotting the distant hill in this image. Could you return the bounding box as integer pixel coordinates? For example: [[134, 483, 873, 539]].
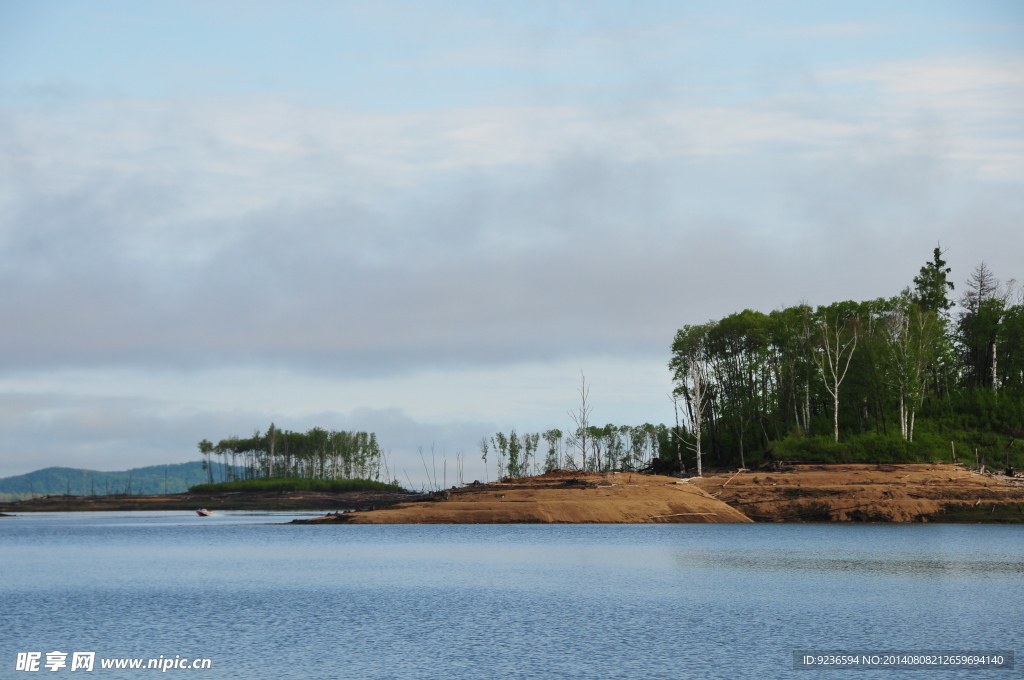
[[0, 461, 244, 500]]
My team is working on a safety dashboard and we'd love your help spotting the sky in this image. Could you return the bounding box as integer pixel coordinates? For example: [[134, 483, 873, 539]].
[[1, 0, 1022, 482]]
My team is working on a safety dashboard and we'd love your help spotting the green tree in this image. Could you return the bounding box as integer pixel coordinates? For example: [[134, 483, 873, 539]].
[[507, 430, 522, 478], [479, 438, 490, 482], [198, 439, 214, 483], [958, 262, 1004, 390], [670, 323, 713, 474], [491, 432, 508, 479], [914, 245, 955, 314], [542, 429, 562, 471], [882, 294, 939, 440], [998, 298, 1024, 393]]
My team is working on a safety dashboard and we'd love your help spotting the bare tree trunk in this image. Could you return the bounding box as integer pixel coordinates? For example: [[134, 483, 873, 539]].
[[673, 394, 683, 472], [690, 360, 707, 477], [811, 313, 858, 443], [568, 372, 592, 472], [832, 391, 840, 444], [992, 341, 998, 392], [738, 412, 746, 469], [804, 383, 810, 435]]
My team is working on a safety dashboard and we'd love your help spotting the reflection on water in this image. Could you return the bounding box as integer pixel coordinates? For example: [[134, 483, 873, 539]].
[[1, 517, 1021, 680], [674, 549, 1024, 577]]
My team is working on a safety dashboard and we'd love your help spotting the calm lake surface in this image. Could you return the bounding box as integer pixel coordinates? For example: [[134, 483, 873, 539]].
[[1, 513, 1022, 679]]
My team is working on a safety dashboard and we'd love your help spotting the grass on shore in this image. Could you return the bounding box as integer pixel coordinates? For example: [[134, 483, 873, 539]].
[[765, 431, 1023, 469], [930, 502, 1024, 523], [189, 477, 405, 494]]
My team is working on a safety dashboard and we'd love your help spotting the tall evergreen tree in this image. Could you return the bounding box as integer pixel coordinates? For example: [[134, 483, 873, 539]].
[[913, 245, 955, 314]]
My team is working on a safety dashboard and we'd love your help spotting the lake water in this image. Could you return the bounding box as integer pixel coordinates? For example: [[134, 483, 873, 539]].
[[1, 513, 1022, 679]]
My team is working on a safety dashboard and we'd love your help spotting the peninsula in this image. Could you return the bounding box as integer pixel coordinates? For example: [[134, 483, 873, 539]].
[[291, 464, 1024, 524]]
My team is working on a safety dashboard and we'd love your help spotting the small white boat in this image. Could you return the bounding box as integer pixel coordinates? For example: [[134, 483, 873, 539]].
[[196, 509, 210, 517]]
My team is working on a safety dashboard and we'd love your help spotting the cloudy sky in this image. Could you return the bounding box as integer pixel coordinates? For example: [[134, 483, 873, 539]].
[[1, 0, 1022, 481]]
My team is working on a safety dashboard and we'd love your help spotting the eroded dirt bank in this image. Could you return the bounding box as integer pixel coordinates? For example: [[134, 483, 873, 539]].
[[689, 463, 1024, 522], [294, 471, 752, 524]]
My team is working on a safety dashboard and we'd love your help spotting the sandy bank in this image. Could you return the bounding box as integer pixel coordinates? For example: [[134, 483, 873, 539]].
[[295, 471, 752, 524]]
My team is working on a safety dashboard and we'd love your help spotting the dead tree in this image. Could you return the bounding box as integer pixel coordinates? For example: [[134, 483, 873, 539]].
[[567, 372, 592, 472]]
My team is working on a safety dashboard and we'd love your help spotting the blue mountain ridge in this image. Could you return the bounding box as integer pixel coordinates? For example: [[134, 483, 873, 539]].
[[0, 461, 244, 498]]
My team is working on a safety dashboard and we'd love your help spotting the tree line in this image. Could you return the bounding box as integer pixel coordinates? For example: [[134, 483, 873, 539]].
[[669, 247, 1024, 471], [479, 423, 670, 480], [197, 424, 391, 484]]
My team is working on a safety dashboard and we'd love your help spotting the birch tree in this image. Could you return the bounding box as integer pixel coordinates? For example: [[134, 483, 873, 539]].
[[811, 303, 859, 443], [686, 358, 710, 476], [670, 323, 712, 475], [479, 438, 490, 482], [198, 439, 214, 483], [883, 296, 937, 441], [491, 432, 508, 480], [542, 429, 563, 471]]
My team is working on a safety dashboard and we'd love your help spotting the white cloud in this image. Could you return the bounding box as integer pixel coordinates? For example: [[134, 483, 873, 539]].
[[1, 53, 1021, 375], [824, 57, 1024, 180], [1, 41, 1022, 474]]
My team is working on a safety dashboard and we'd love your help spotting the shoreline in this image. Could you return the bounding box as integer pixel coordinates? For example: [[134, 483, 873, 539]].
[[296, 470, 752, 524], [292, 464, 1024, 525], [3, 465, 1023, 523], [0, 489, 421, 514]]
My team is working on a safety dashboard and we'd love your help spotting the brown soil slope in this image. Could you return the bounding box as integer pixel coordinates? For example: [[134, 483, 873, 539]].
[[691, 464, 1024, 522], [297, 471, 752, 524]]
